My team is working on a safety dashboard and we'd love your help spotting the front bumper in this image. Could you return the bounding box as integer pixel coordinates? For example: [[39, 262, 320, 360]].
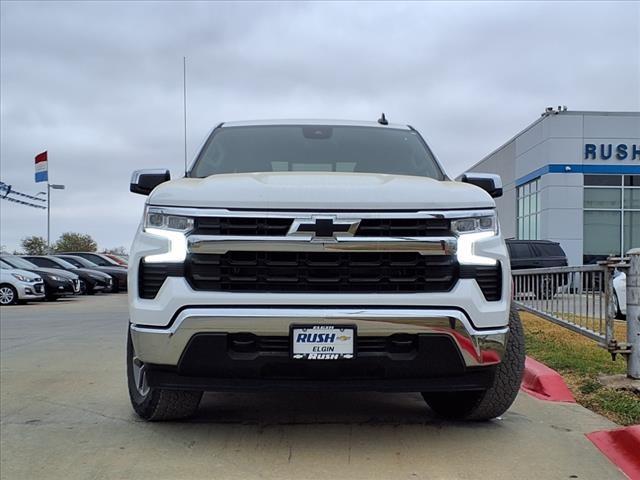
[[114, 274, 128, 290], [16, 281, 45, 300], [89, 277, 111, 291], [46, 279, 77, 296], [131, 307, 508, 369]]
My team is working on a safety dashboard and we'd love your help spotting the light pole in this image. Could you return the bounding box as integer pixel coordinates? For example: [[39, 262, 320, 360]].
[[46, 183, 65, 251]]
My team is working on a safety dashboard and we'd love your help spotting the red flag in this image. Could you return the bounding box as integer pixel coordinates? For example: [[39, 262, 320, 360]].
[[35, 151, 48, 164]]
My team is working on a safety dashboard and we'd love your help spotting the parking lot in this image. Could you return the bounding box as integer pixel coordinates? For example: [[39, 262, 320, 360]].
[[0, 295, 626, 480]]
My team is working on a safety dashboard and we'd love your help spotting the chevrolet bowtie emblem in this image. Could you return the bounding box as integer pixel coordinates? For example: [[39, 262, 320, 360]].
[[289, 217, 360, 238]]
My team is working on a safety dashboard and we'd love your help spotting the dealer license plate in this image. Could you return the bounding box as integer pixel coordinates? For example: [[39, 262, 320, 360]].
[[291, 325, 355, 360]]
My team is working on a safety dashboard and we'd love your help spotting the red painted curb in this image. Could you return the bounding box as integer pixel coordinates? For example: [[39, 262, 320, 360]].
[[521, 356, 576, 402], [587, 426, 640, 480]]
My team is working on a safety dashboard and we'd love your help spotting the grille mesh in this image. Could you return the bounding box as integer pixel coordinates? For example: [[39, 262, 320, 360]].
[[355, 218, 450, 237], [192, 216, 451, 237], [186, 252, 457, 293], [194, 217, 292, 236]]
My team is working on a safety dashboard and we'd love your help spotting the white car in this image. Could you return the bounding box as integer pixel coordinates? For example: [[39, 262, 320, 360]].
[[0, 263, 45, 305], [613, 271, 627, 319]]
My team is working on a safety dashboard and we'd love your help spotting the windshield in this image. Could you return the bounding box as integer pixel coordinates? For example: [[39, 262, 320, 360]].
[[108, 254, 128, 265], [60, 256, 95, 268], [189, 125, 445, 179], [87, 254, 119, 266], [2, 256, 36, 269], [51, 257, 78, 269]]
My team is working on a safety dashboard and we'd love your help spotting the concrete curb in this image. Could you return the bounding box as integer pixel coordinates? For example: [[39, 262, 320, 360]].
[[587, 426, 640, 480], [521, 356, 576, 402]]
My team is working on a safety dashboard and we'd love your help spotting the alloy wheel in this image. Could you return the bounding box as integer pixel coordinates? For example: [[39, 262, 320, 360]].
[[0, 286, 15, 305], [131, 355, 150, 396]]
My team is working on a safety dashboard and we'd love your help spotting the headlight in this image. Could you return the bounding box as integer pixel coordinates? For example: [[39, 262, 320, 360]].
[[143, 207, 194, 263], [12, 273, 36, 282], [49, 275, 64, 281], [454, 213, 498, 266], [451, 214, 498, 236]]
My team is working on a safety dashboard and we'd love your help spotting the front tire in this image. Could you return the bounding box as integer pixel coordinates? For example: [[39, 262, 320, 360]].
[[422, 305, 525, 421], [45, 288, 59, 301], [0, 284, 18, 305], [126, 327, 202, 421]]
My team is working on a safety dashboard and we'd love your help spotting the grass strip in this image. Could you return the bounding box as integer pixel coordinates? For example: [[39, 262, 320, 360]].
[[521, 311, 639, 426]]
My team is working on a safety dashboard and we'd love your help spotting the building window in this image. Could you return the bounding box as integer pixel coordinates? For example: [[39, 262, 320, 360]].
[[583, 174, 640, 263], [517, 178, 540, 240]]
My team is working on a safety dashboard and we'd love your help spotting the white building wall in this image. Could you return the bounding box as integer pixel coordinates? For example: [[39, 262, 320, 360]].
[[474, 141, 517, 238], [538, 173, 584, 266], [466, 110, 640, 266]]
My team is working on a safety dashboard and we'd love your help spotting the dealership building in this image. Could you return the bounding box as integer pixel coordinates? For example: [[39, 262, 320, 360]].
[[467, 109, 640, 265]]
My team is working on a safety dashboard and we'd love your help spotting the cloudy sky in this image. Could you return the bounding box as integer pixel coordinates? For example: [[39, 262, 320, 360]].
[[1, 1, 638, 252]]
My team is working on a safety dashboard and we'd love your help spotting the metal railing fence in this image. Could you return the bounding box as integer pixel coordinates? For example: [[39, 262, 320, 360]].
[[512, 252, 639, 379], [513, 265, 610, 343]]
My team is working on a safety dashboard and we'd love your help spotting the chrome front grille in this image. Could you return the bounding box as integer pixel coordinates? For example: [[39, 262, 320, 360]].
[[136, 209, 505, 298]]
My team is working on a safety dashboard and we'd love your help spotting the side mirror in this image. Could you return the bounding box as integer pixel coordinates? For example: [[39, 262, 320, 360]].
[[458, 173, 503, 198], [130, 169, 171, 196]]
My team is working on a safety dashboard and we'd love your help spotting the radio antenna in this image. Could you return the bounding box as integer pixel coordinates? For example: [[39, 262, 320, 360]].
[[183, 56, 188, 176]]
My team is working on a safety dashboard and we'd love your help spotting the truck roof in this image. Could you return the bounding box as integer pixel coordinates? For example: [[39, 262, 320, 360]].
[[220, 119, 411, 130]]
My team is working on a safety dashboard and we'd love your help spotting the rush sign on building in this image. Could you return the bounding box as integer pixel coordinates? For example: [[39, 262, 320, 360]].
[[584, 143, 640, 161], [35, 151, 48, 183]]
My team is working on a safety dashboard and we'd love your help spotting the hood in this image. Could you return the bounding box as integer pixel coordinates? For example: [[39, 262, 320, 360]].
[[22, 267, 76, 281], [76, 268, 111, 280], [149, 172, 495, 210], [35, 267, 78, 280], [93, 266, 127, 276], [3, 268, 41, 281]]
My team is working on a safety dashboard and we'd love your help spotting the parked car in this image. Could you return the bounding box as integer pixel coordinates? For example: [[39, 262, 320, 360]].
[[54, 254, 127, 292], [104, 253, 128, 266], [613, 271, 627, 320], [1, 255, 80, 300], [0, 262, 45, 305], [22, 256, 112, 295], [506, 239, 568, 270], [60, 252, 124, 268], [506, 239, 568, 299]]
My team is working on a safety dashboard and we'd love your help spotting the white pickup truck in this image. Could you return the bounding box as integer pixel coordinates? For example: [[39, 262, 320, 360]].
[[127, 119, 524, 421]]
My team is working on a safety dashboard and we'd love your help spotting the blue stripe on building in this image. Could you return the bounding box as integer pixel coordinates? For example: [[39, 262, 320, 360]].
[[515, 164, 640, 187]]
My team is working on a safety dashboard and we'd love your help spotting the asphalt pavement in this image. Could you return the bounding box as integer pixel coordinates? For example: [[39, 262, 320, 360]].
[[0, 295, 625, 480]]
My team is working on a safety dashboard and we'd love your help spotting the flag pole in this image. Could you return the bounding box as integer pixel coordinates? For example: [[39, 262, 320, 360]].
[[47, 182, 51, 252], [183, 56, 188, 176]]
